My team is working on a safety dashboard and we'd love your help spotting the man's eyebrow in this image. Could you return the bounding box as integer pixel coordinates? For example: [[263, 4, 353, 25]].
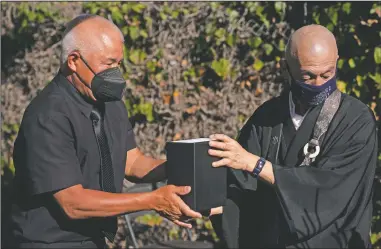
[[301, 66, 335, 75], [105, 57, 121, 63]]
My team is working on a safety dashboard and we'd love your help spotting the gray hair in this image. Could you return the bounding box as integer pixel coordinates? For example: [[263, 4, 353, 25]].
[[60, 14, 124, 65]]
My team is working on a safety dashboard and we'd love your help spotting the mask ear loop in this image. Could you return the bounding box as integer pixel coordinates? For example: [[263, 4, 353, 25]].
[[71, 53, 96, 91], [79, 54, 97, 76]]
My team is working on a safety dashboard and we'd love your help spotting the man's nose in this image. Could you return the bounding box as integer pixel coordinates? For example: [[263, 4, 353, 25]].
[[315, 76, 326, 86]]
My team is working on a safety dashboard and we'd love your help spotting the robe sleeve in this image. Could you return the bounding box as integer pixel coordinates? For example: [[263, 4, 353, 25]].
[[210, 117, 262, 248], [272, 111, 377, 241]]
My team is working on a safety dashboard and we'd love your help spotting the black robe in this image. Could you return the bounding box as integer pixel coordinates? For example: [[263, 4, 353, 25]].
[[211, 91, 378, 248]]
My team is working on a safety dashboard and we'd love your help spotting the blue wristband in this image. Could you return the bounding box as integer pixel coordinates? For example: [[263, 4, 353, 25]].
[[252, 157, 266, 178]]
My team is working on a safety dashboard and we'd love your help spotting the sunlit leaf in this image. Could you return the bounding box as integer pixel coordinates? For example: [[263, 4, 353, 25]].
[[374, 47, 381, 64], [160, 12, 167, 20], [263, 43, 273, 55], [348, 58, 356, 68], [227, 34, 235, 47], [248, 37, 262, 48], [356, 75, 364, 87], [342, 2, 351, 14], [278, 39, 285, 52], [369, 73, 381, 85], [253, 59, 264, 71], [171, 10, 180, 19], [337, 59, 345, 69], [275, 2, 286, 15], [211, 59, 230, 80], [129, 26, 139, 40], [146, 61, 156, 73], [140, 30, 148, 38], [337, 80, 347, 93], [131, 3, 146, 13], [214, 28, 226, 39]]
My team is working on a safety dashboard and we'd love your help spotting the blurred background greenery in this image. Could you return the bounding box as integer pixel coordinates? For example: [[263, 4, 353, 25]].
[[1, 2, 380, 248]]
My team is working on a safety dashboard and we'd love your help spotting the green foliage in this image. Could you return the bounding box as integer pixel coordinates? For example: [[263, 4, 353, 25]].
[[125, 98, 154, 122], [15, 3, 60, 31], [211, 59, 231, 80]]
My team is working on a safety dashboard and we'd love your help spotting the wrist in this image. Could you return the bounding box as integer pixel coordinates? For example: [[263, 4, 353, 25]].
[[245, 154, 259, 172], [142, 191, 158, 211]]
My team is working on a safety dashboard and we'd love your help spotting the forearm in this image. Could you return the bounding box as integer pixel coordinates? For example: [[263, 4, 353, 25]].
[[54, 185, 156, 219], [126, 155, 167, 183]]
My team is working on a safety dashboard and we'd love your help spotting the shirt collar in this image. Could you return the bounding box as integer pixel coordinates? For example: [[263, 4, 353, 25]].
[[55, 72, 93, 118], [289, 91, 309, 130]]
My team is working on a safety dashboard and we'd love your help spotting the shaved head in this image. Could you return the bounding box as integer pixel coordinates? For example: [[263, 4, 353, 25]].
[[284, 24, 339, 86], [60, 14, 124, 64]]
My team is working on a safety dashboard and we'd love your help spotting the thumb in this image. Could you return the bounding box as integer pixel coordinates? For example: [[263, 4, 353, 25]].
[[173, 186, 191, 195]]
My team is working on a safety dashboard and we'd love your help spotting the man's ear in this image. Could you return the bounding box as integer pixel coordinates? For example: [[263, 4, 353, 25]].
[[67, 51, 80, 73]]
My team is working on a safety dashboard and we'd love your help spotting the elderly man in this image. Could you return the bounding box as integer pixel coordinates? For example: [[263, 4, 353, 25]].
[[7, 14, 201, 248], [208, 24, 377, 248]]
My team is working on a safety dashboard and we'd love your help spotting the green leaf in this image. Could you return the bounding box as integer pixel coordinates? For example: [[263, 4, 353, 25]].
[[146, 61, 156, 73], [182, 8, 189, 15], [129, 49, 146, 65], [342, 3, 351, 14], [227, 34, 235, 47], [110, 7, 123, 23], [327, 7, 338, 25], [21, 19, 28, 28], [371, 232, 381, 245], [129, 26, 139, 40], [369, 73, 381, 85], [121, 3, 129, 13], [275, 2, 286, 15], [211, 2, 219, 10], [121, 26, 128, 35], [211, 59, 231, 80], [139, 102, 154, 122], [144, 16, 153, 29], [214, 28, 226, 39], [374, 47, 381, 64], [253, 59, 264, 71], [348, 58, 356, 68], [337, 59, 345, 69], [140, 30, 148, 38], [312, 12, 320, 24], [278, 39, 285, 52], [263, 43, 273, 55], [248, 37, 262, 48], [228, 10, 239, 22], [171, 10, 180, 19], [155, 73, 163, 82], [131, 3, 146, 13], [326, 23, 334, 32], [160, 12, 167, 20]]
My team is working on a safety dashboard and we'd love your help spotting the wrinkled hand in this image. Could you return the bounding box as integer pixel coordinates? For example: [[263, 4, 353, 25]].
[[152, 185, 202, 228], [208, 134, 256, 171]]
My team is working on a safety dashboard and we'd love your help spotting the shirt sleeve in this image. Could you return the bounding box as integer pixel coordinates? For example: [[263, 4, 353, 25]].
[[125, 117, 136, 152], [19, 113, 84, 196], [118, 101, 137, 152]]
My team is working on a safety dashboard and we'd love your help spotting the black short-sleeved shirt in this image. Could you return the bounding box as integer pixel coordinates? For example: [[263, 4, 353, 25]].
[[7, 73, 136, 248]]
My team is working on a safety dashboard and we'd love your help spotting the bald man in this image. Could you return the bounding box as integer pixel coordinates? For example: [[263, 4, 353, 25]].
[[7, 14, 201, 248], [208, 25, 377, 248]]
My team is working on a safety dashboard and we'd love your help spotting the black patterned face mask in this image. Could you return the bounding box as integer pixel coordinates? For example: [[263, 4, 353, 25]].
[[290, 74, 337, 106], [286, 63, 337, 106], [77, 55, 126, 102]]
